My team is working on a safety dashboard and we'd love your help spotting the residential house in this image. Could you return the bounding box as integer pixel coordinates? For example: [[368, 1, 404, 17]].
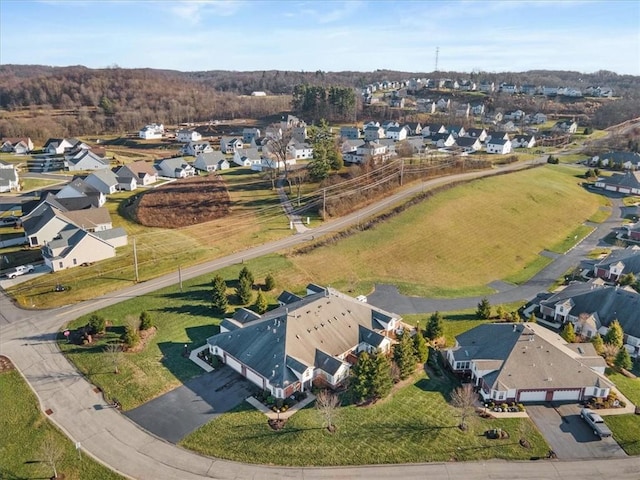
[[520, 84, 538, 95], [1, 137, 34, 154], [258, 156, 296, 172], [501, 121, 517, 132], [265, 126, 283, 140], [0, 163, 20, 192], [535, 281, 640, 356], [44, 138, 88, 155], [344, 141, 389, 164], [552, 120, 578, 134], [157, 157, 196, 178], [455, 103, 470, 118], [528, 113, 548, 125], [404, 137, 427, 154], [364, 124, 385, 141], [595, 152, 640, 170], [389, 97, 405, 108], [233, 147, 262, 168], [594, 247, 640, 282], [138, 123, 164, 139], [422, 124, 447, 138], [193, 151, 230, 173], [430, 133, 456, 148], [242, 128, 261, 144], [385, 126, 408, 141], [625, 223, 640, 242], [458, 80, 476, 91], [115, 161, 157, 187], [404, 123, 422, 136], [340, 126, 361, 140], [478, 81, 495, 93], [65, 149, 110, 171], [484, 111, 504, 124], [504, 110, 525, 122], [56, 178, 106, 207], [512, 134, 536, 149], [416, 99, 436, 114], [436, 98, 450, 111], [455, 137, 482, 153], [42, 227, 127, 272], [466, 128, 488, 142], [220, 136, 244, 154], [542, 86, 558, 96], [207, 285, 400, 399], [181, 141, 213, 157], [446, 323, 611, 403], [280, 114, 305, 130], [176, 130, 202, 143], [292, 126, 308, 143], [485, 130, 510, 143], [84, 169, 119, 195], [340, 139, 366, 159], [499, 83, 518, 94], [471, 103, 485, 116], [447, 125, 466, 138], [486, 138, 512, 154], [594, 171, 640, 195], [287, 140, 313, 160]]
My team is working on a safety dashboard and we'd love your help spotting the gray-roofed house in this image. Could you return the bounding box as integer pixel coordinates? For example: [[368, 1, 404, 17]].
[[115, 161, 158, 187], [596, 151, 640, 170], [512, 135, 536, 149], [455, 136, 482, 153], [594, 171, 640, 195], [594, 246, 640, 281], [466, 128, 488, 142], [220, 137, 244, 154], [157, 157, 196, 178], [535, 281, 640, 357], [56, 178, 106, 207], [181, 141, 213, 157], [84, 169, 119, 195], [233, 147, 262, 168], [207, 285, 401, 399], [486, 137, 512, 154], [65, 149, 110, 171], [193, 151, 230, 172], [626, 223, 640, 242], [0, 165, 19, 193], [446, 323, 611, 403], [242, 128, 261, 144], [340, 126, 361, 140]]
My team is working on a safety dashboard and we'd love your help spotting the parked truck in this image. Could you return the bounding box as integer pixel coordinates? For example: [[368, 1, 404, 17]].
[[5, 264, 35, 279], [580, 408, 612, 438]]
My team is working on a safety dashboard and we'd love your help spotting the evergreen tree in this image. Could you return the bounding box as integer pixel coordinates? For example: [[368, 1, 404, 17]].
[[351, 351, 373, 403], [413, 331, 429, 364], [591, 333, 605, 355], [614, 348, 632, 370], [393, 332, 416, 380], [238, 266, 254, 286], [561, 322, 576, 343], [476, 297, 492, 319], [264, 273, 276, 291], [370, 350, 393, 400], [236, 276, 253, 305], [211, 274, 228, 313], [254, 289, 268, 314], [604, 319, 624, 348], [425, 311, 444, 340]]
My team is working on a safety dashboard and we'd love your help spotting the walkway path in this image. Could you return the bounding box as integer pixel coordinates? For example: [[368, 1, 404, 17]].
[[2, 160, 640, 479], [276, 176, 310, 233]]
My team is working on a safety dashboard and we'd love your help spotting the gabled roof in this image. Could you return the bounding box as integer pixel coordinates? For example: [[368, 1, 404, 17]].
[[595, 246, 640, 275], [487, 137, 510, 146], [158, 157, 192, 170], [600, 151, 640, 164], [116, 161, 157, 179], [86, 169, 118, 186], [236, 147, 261, 160], [598, 171, 640, 189], [208, 286, 400, 389], [539, 282, 640, 338], [278, 290, 302, 305], [195, 151, 226, 166], [62, 207, 112, 229], [456, 137, 480, 148]]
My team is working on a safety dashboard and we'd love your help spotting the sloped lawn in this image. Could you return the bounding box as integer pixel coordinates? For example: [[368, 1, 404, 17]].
[[180, 371, 548, 466], [605, 365, 640, 456]]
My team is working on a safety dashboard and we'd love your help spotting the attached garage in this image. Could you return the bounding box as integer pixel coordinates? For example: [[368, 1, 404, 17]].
[[225, 354, 242, 374], [518, 390, 547, 402], [552, 389, 581, 402], [246, 368, 264, 388]]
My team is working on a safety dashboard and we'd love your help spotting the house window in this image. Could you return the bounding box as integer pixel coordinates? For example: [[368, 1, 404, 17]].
[[73, 258, 77, 265], [497, 392, 505, 400], [59, 262, 63, 269]]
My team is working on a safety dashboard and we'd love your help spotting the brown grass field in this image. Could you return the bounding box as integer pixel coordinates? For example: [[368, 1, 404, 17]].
[[132, 175, 231, 228]]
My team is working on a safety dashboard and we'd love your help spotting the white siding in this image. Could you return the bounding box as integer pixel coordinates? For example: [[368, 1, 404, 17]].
[[246, 368, 264, 388], [225, 355, 242, 373], [552, 389, 581, 401], [518, 390, 547, 402]]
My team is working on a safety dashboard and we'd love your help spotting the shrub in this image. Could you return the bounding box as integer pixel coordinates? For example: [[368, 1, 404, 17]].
[[139, 311, 153, 330], [87, 314, 106, 335], [122, 325, 140, 348], [264, 273, 276, 291]]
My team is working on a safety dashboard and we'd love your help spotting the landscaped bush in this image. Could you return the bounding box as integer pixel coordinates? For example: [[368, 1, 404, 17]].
[[87, 314, 106, 335], [139, 311, 153, 330]]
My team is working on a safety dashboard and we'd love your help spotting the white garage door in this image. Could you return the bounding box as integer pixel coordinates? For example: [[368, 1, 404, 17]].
[[519, 390, 547, 402], [552, 390, 581, 401], [246, 368, 263, 387], [225, 355, 242, 374]]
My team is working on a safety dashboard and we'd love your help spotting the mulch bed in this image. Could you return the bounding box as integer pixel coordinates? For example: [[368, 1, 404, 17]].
[[268, 418, 287, 431], [132, 175, 231, 228], [0, 355, 15, 372]]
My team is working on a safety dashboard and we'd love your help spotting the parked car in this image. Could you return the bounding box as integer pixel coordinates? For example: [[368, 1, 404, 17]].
[[580, 408, 612, 438], [5, 264, 35, 279], [0, 216, 19, 226]]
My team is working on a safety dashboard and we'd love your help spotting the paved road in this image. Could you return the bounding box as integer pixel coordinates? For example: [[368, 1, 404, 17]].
[[2, 160, 640, 479]]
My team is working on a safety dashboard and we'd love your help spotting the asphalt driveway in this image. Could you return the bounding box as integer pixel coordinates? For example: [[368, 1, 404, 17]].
[[125, 366, 254, 443], [527, 404, 627, 460]]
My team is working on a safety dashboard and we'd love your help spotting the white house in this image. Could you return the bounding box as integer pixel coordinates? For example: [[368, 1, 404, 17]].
[[486, 138, 512, 154], [84, 169, 119, 195], [233, 147, 262, 168], [138, 123, 164, 139], [194, 151, 230, 172], [176, 130, 202, 143], [385, 126, 408, 141], [115, 161, 157, 187], [287, 140, 313, 160], [512, 135, 536, 149], [157, 157, 196, 178], [0, 165, 19, 192], [181, 141, 213, 157], [243, 128, 261, 144], [220, 136, 244, 154], [65, 150, 110, 171]]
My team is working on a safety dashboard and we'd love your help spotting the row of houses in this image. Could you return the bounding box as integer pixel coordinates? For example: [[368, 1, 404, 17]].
[[590, 151, 640, 171]]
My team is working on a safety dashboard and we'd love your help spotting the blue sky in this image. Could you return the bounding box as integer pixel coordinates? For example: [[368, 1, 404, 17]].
[[1, 0, 639, 75]]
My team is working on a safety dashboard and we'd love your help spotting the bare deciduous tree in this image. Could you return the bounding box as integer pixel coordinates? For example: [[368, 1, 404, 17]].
[[315, 389, 340, 433], [602, 343, 620, 364], [450, 383, 476, 430], [40, 430, 64, 479], [104, 342, 123, 374]]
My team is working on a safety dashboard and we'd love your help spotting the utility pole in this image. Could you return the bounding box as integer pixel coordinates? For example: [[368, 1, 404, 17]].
[[133, 237, 139, 283], [178, 264, 183, 292], [435, 46, 439, 72], [400, 159, 405, 186], [322, 188, 327, 218]]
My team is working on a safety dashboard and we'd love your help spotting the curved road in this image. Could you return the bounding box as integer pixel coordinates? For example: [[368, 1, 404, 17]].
[[1, 159, 639, 479]]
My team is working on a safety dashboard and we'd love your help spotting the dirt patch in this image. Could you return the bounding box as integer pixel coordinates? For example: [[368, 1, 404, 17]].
[[131, 175, 231, 228], [0, 355, 15, 372], [126, 326, 157, 353], [268, 418, 287, 430]]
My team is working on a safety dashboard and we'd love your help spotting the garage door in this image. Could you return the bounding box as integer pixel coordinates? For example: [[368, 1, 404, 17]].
[[225, 355, 242, 374], [519, 390, 547, 402], [246, 368, 264, 387], [552, 390, 581, 401]]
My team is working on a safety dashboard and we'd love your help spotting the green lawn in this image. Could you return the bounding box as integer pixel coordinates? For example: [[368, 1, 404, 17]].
[[0, 368, 123, 480], [287, 165, 604, 298], [21, 177, 65, 191], [180, 370, 549, 466], [604, 364, 640, 456]]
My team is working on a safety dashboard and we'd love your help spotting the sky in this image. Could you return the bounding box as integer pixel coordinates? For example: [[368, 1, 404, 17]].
[[1, 0, 639, 75]]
